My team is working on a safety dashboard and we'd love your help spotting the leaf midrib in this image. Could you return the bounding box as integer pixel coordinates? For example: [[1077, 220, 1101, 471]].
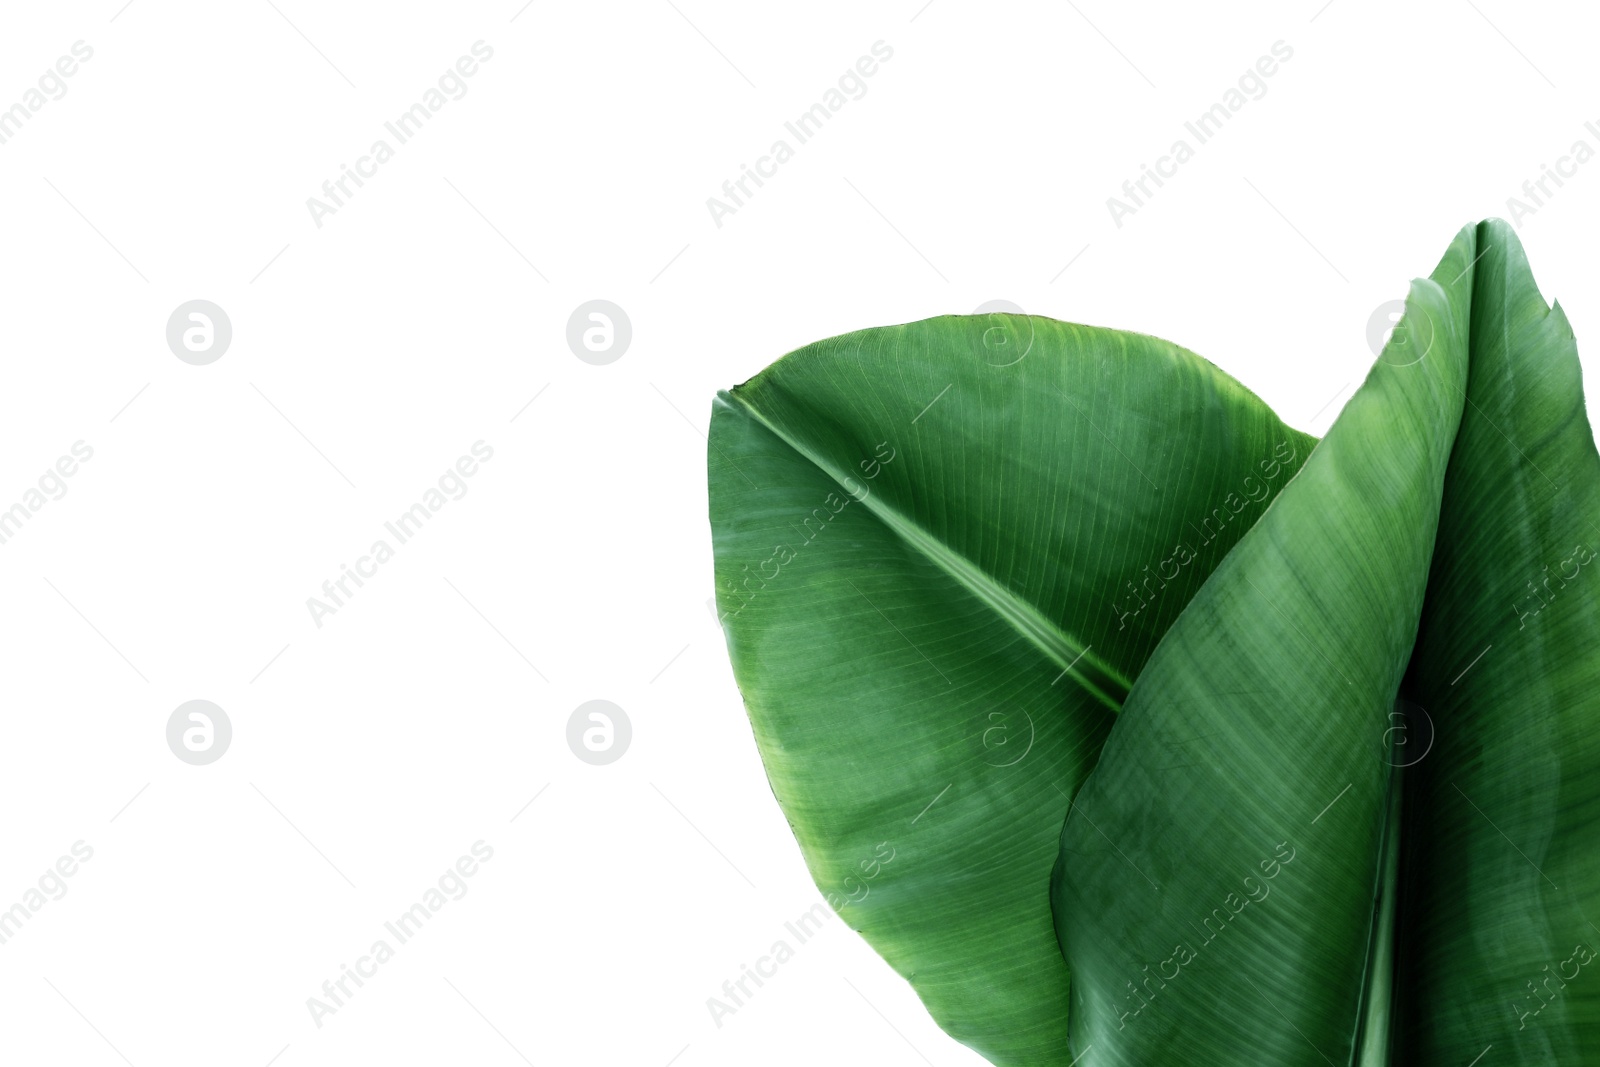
[[717, 389, 1132, 712]]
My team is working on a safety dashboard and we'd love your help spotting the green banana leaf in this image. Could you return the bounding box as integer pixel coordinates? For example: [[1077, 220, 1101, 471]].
[[1052, 219, 1600, 1065], [708, 314, 1317, 1062]]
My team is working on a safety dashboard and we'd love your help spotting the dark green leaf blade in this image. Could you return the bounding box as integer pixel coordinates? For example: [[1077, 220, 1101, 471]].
[[1395, 220, 1600, 1064], [1050, 225, 1480, 1065]]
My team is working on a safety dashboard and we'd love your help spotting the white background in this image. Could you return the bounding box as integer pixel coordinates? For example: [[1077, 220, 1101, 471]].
[[0, 1, 1596, 1065]]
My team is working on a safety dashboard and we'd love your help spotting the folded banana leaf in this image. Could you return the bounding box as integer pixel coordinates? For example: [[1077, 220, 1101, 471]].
[[709, 220, 1600, 1066]]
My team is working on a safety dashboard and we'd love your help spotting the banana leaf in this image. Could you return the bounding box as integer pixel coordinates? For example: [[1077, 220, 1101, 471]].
[[709, 313, 1315, 1062]]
